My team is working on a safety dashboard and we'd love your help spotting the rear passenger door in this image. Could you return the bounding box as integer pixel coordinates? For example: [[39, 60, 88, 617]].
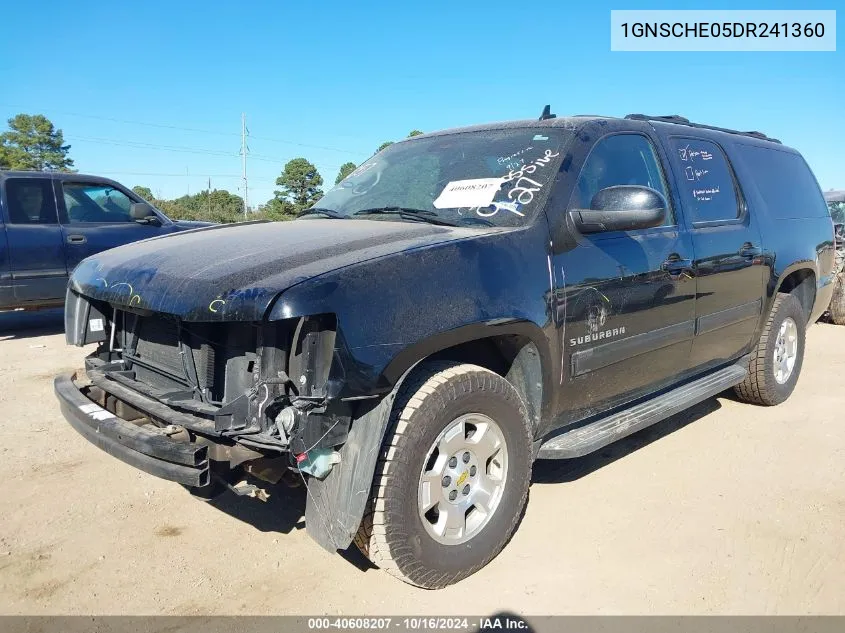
[[2, 177, 68, 303], [664, 137, 766, 368], [56, 180, 166, 272]]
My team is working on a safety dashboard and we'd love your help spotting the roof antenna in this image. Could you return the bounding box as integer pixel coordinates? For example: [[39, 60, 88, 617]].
[[539, 104, 556, 121]]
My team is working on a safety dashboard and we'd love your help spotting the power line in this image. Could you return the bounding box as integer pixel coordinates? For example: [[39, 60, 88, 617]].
[[1, 103, 367, 156], [249, 153, 347, 171], [248, 134, 364, 155], [87, 171, 242, 178], [58, 113, 351, 194], [66, 135, 239, 157], [80, 165, 347, 180], [0, 104, 240, 137], [66, 136, 354, 172]]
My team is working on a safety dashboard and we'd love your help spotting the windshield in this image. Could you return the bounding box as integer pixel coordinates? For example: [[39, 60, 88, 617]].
[[311, 128, 571, 227]]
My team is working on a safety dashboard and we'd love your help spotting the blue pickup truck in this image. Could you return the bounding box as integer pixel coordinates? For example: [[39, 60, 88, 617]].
[[0, 171, 211, 310]]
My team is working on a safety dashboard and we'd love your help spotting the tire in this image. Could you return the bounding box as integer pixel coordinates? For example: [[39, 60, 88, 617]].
[[354, 361, 532, 589], [828, 271, 845, 326], [734, 292, 806, 406]]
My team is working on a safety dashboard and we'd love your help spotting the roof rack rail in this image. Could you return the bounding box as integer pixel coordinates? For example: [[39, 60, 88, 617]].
[[624, 113, 781, 144]]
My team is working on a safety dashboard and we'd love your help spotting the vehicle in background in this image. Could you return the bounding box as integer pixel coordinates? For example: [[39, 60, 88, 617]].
[[57, 112, 834, 589], [0, 171, 214, 311], [824, 189, 845, 324]]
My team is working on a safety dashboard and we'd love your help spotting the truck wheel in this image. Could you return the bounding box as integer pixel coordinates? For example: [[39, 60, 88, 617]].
[[354, 362, 532, 589], [828, 273, 845, 325], [734, 292, 806, 406]]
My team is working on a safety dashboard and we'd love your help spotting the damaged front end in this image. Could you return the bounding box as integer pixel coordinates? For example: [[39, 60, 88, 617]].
[[59, 288, 357, 499]]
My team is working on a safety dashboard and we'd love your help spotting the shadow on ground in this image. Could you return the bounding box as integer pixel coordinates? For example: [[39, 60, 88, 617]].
[[199, 395, 725, 576], [532, 397, 722, 484], [0, 308, 65, 340], [203, 478, 376, 570], [205, 481, 307, 534]]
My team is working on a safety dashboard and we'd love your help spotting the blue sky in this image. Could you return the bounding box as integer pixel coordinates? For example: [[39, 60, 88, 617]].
[[0, 1, 841, 205]]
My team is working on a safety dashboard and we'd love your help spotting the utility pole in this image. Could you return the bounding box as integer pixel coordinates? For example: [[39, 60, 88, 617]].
[[240, 113, 249, 218]]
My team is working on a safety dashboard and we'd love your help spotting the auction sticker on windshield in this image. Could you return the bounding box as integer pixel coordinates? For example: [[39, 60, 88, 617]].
[[433, 178, 504, 209]]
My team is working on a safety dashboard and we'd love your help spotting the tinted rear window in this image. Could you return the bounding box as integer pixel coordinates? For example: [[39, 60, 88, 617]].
[[4, 178, 57, 224], [735, 144, 828, 219]]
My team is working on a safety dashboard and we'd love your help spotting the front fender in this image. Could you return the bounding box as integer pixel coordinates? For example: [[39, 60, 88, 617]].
[[268, 223, 554, 399], [379, 318, 550, 384], [283, 226, 555, 550]]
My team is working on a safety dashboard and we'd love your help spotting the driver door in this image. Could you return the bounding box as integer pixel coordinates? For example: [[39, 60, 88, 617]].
[[551, 131, 697, 424], [55, 180, 166, 272]]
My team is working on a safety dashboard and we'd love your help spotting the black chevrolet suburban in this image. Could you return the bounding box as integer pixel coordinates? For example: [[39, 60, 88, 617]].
[[56, 112, 835, 588]]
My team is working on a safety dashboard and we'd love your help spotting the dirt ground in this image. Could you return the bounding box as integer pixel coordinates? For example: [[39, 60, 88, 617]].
[[0, 308, 843, 616]]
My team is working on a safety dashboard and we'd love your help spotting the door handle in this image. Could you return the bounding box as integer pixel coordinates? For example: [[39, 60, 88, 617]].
[[739, 243, 761, 258], [661, 254, 693, 275], [66, 234, 86, 244]]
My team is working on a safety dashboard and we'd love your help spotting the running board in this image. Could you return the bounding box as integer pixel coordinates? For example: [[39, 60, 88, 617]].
[[537, 364, 748, 459]]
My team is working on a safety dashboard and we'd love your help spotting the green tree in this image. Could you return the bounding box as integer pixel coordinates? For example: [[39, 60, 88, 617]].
[[829, 202, 845, 225], [335, 161, 357, 184], [0, 114, 74, 171], [156, 189, 245, 223], [132, 185, 156, 201], [371, 132, 420, 156], [200, 189, 246, 222], [256, 197, 297, 221], [274, 158, 323, 210]]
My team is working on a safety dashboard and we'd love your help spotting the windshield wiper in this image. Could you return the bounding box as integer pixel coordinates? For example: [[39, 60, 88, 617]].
[[298, 207, 346, 219], [352, 207, 459, 227]]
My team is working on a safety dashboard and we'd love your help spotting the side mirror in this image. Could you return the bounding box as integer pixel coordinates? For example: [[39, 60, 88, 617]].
[[130, 202, 161, 225], [568, 185, 667, 234]]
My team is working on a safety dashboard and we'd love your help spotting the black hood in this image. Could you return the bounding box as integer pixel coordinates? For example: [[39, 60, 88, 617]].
[[70, 219, 479, 321]]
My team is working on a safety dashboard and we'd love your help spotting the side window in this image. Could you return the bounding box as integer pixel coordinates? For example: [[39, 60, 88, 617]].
[[669, 138, 739, 223], [734, 144, 829, 220], [572, 133, 673, 225], [62, 183, 134, 223], [4, 178, 57, 225]]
